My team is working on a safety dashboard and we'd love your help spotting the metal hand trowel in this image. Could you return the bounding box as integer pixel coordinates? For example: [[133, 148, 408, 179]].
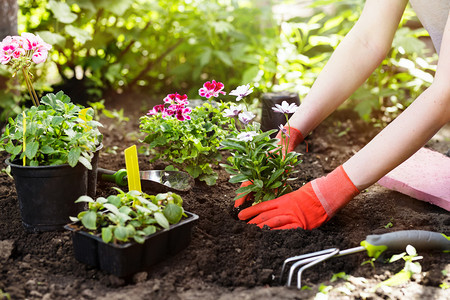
[[97, 168, 194, 193], [97, 144, 194, 195]]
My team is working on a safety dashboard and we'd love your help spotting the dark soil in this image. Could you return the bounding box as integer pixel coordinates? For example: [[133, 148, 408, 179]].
[[0, 95, 449, 300]]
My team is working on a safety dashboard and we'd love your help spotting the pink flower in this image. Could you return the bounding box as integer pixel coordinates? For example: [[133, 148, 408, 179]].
[[147, 104, 166, 116], [21, 32, 52, 52], [175, 107, 192, 121], [32, 48, 48, 64], [163, 93, 189, 106], [198, 80, 226, 99], [0, 33, 51, 65]]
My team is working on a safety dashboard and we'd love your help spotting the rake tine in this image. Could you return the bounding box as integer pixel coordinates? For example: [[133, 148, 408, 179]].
[[280, 248, 338, 284], [281, 248, 338, 285], [295, 248, 339, 289]]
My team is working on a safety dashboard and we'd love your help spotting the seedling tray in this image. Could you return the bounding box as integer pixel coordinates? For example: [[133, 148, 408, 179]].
[[65, 211, 199, 277]]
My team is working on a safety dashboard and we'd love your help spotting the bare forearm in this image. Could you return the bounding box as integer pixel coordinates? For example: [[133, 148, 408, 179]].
[[289, 0, 407, 136], [344, 84, 450, 190]]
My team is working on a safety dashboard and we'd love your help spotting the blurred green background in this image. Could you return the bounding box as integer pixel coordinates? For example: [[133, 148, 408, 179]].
[[0, 0, 437, 126]]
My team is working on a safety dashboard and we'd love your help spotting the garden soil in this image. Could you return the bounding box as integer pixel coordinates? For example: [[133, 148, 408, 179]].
[[1, 94, 449, 300]]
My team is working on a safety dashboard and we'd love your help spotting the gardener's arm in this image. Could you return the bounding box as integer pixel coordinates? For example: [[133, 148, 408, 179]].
[[238, 0, 450, 230], [288, 0, 408, 137]]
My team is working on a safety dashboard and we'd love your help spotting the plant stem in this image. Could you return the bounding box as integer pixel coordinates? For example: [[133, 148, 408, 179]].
[[22, 68, 40, 106]]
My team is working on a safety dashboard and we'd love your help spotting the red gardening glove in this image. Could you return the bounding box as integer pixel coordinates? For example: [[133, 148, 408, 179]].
[[275, 126, 304, 153], [234, 181, 254, 207], [234, 126, 304, 208], [237, 165, 359, 230]]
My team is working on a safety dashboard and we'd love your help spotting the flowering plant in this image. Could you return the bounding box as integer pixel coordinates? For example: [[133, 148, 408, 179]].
[[0, 32, 52, 107], [140, 81, 234, 185], [0, 32, 103, 168], [220, 89, 302, 204]]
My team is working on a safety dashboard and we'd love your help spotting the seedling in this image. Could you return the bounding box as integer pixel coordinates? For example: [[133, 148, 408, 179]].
[[374, 245, 423, 290], [71, 188, 186, 244]]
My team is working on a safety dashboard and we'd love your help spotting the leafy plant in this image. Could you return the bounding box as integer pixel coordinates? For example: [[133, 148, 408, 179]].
[[0, 91, 103, 168], [220, 96, 302, 204], [0, 289, 11, 300], [140, 82, 234, 185], [71, 188, 186, 244], [16, 0, 277, 97], [374, 245, 423, 289], [276, 1, 436, 124]]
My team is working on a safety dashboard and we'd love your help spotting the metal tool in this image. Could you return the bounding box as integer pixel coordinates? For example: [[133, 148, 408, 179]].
[[97, 167, 194, 193], [280, 230, 450, 289]]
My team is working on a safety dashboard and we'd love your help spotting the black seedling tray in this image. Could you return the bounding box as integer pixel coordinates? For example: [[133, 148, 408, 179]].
[[65, 211, 199, 277]]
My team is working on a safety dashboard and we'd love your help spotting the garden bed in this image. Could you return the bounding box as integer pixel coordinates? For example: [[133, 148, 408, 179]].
[[0, 96, 449, 299]]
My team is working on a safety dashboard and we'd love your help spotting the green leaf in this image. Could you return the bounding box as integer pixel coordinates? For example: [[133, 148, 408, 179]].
[[48, 0, 78, 24], [114, 226, 128, 241], [134, 235, 145, 244], [154, 212, 170, 229], [102, 227, 113, 243], [37, 31, 66, 48], [75, 195, 94, 203], [163, 203, 183, 224], [104, 203, 120, 215], [107, 195, 121, 207], [25, 141, 39, 160], [229, 173, 248, 184], [267, 169, 284, 186], [143, 225, 156, 235], [68, 147, 81, 167], [221, 140, 246, 152], [242, 65, 260, 84], [78, 155, 92, 170], [64, 25, 92, 44], [253, 179, 263, 188], [81, 211, 97, 230], [214, 50, 233, 66]]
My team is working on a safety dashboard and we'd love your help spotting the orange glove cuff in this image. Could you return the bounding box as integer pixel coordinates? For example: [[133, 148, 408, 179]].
[[311, 165, 359, 217], [275, 126, 304, 153]]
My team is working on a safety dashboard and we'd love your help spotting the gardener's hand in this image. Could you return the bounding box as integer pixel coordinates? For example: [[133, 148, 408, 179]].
[[234, 126, 304, 208], [234, 181, 254, 207], [237, 165, 359, 230], [276, 126, 304, 153]]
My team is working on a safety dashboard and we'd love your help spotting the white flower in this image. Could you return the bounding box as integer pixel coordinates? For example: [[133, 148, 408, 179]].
[[278, 124, 289, 137], [272, 101, 299, 114], [236, 131, 258, 142], [229, 84, 254, 101], [223, 104, 244, 117], [238, 111, 255, 125]]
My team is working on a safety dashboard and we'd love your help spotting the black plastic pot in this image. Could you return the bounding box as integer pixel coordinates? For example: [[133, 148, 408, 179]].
[[5, 158, 88, 232], [65, 211, 199, 277], [260, 92, 300, 137], [87, 143, 103, 197]]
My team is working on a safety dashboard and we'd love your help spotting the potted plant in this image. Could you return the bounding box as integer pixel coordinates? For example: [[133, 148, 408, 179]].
[[0, 32, 103, 232], [139, 80, 234, 185], [220, 94, 302, 205], [65, 188, 199, 277]]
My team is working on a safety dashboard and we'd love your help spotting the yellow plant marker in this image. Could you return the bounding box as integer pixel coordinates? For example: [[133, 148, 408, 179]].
[[22, 112, 26, 166], [79, 108, 91, 132], [124, 145, 141, 192]]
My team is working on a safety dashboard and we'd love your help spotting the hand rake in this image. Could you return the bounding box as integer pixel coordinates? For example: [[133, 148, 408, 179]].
[[280, 230, 450, 289]]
